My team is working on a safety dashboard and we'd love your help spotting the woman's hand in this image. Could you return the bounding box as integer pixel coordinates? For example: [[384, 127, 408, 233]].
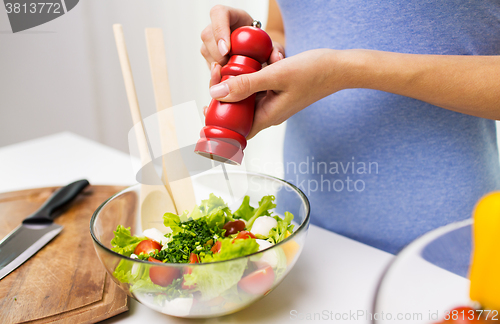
[[209, 49, 350, 139], [207, 45, 500, 140], [200, 5, 285, 87]]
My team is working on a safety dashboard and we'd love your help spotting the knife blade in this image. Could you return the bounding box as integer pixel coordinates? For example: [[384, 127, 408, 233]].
[[0, 179, 89, 280]]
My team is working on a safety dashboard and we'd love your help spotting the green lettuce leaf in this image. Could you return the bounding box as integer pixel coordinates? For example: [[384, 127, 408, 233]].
[[268, 211, 295, 244], [190, 193, 227, 220], [130, 277, 168, 295], [115, 260, 192, 302], [205, 207, 232, 229], [274, 247, 288, 279], [111, 225, 146, 257], [219, 281, 254, 305], [247, 195, 277, 229], [233, 196, 255, 221], [203, 237, 259, 263], [183, 238, 259, 301], [165, 193, 232, 232], [183, 259, 247, 301], [113, 256, 149, 283], [163, 211, 186, 235], [113, 259, 135, 283]]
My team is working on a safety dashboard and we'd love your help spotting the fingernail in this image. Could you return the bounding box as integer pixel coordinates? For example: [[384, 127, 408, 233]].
[[210, 82, 229, 98], [211, 62, 216, 72], [218, 39, 229, 56], [278, 52, 284, 60]]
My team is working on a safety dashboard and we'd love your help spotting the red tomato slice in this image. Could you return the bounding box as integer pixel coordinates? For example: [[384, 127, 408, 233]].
[[236, 231, 256, 239], [134, 239, 161, 256], [238, 266, 275, 295], [182, 253, 199, 289], [232, 231, 256, 243], [211, 240, 222, 253], [148, 257, 180, 287], [148, 257, 162, 263], [189, 253, 199, 264], [183, 253, 199, 276]]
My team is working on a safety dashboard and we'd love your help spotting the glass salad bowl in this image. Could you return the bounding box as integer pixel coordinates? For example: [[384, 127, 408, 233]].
[[373, 219, 474, 324], [90, 170, 310, 318]]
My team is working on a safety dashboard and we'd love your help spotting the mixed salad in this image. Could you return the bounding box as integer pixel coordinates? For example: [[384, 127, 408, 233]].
[[110, 194, 299, 316]]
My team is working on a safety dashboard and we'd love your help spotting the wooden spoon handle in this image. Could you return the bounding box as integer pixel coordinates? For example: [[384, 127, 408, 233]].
[[113, 24, 178, 219], [112, 24, 151, 168], [145, 28, 196, 214]]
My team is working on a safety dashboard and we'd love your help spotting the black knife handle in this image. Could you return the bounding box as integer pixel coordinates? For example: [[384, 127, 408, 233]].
[[23, 179, 90, 225]]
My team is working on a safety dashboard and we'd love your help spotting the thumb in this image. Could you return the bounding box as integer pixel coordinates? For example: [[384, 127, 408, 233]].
[[209, 68, 278, 102]]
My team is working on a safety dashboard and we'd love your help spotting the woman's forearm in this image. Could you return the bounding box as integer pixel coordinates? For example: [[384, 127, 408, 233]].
[[339, 50, 500, 119], [267, 30, 285, 49], [266, 0, 285, 49], [209, 48, 500, 137]]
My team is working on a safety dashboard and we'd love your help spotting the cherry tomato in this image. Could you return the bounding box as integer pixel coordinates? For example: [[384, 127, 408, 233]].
[[188, 253, 199, 264], [148, 257, 180, 287], [230, 26, 273, 64], [182, 253, 199, 289], [238, 266, 275, 295], [134, 239, 161, 256], [232, 231, 256, 242], [223, 220, 246, 236], [211, 240, 222, 253]]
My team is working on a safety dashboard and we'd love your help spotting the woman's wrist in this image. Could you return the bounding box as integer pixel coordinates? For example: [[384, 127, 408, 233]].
[[328, 49, 375, 91], [316, 49, 364, 96], [266, 30, 285, 49], [332, 49, 500, 118]]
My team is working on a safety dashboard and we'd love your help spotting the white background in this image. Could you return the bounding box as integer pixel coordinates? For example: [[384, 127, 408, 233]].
[[0, 0, 286, 178]]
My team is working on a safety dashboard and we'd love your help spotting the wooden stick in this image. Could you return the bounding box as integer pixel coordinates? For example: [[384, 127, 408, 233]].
[[112, 24, 150, 168], [113, 24, 178, 230], [145, 28, 196, 214]]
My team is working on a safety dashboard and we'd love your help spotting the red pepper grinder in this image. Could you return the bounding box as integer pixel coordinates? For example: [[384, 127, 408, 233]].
[[194, 20, 273, 165]]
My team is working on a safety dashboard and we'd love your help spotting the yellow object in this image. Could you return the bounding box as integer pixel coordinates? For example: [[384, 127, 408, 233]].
[[469, 191, 500, 311], [282, 232, 300, 265]]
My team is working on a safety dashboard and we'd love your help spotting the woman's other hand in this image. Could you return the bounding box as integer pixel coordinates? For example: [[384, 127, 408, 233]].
[[209, 49, 351, 139]]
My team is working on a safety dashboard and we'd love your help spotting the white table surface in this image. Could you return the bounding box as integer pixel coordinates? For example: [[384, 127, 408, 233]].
[[0, 132, 394, 323]]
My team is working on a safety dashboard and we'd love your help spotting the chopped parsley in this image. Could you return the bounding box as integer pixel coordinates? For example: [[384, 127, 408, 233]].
[[151, 217, 225, 263]]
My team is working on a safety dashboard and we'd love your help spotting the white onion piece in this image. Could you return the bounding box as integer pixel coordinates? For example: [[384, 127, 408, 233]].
[[251, 216, 278, 237], [143, 228, 169, 246], [255, 239, 273, 251], [254, 239, 278, 268]]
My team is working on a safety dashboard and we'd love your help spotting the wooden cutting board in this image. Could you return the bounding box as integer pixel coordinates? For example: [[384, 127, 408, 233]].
[[0, 185, 130, 324]]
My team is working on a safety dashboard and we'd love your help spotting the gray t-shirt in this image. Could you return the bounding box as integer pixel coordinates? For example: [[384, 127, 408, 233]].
[[277, 0, 500, 254]]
